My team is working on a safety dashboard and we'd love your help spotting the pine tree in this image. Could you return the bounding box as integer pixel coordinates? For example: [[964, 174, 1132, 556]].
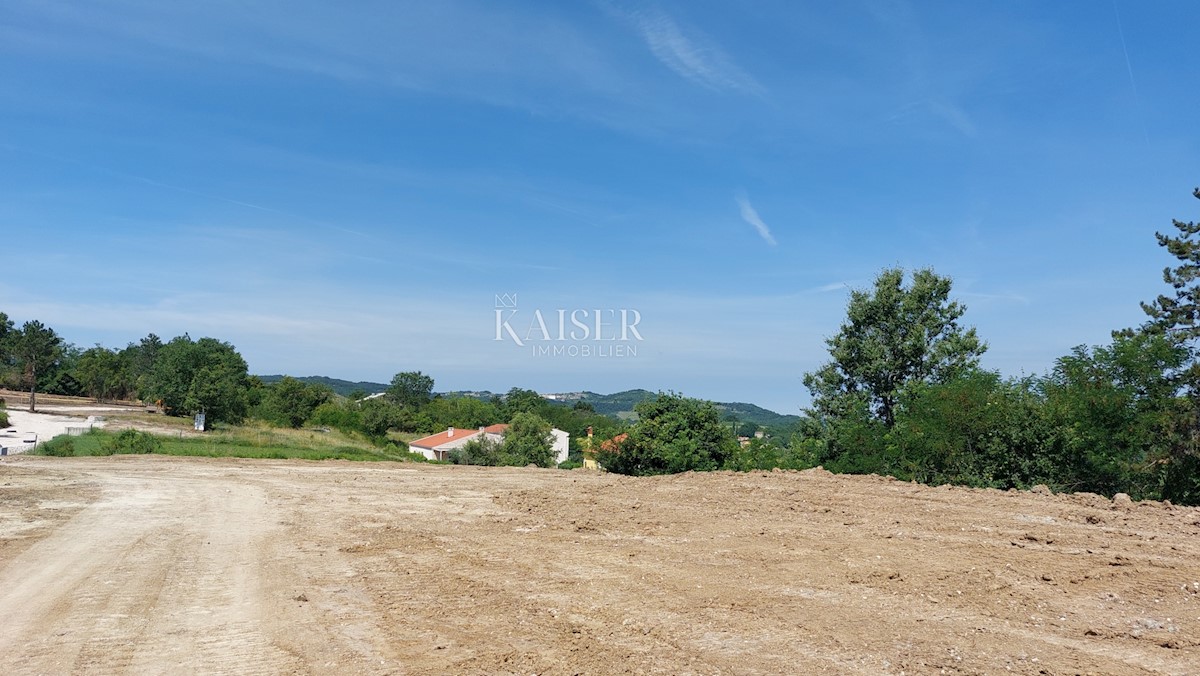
[[1141, 188, 1200, 337]]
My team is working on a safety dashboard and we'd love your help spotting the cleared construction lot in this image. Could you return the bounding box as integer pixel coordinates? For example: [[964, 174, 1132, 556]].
[[1, 455, 1198, 675]]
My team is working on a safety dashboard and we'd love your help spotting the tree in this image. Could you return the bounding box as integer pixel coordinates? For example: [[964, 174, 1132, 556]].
[[143, 335, 249, 425], [119, 333, 162, 400], [599, 392, 737, 476], [503, 412, 555, 467], [1140, 188, 1200, 338], [0, 312, 14, 359], [259, 376, 333, 428], [75, 346, 134, 401], [359, 397, 405, 438], [1130, 187, 1200, 503], [449, 435, 503, 466], [805, 267, 986, 428], [424, 395, 502, 431], [1042, 332, 1189, 499], [13, 320, 64, 412], [0, 312, 15, 388], [887, 369, 1057, 489], [43, 343, 83, 396], [387, 371, 434, 409], [503, 387, 545, 417]]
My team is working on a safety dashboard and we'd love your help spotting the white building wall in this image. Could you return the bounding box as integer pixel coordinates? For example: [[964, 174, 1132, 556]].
[[551, 428, 570, 465]]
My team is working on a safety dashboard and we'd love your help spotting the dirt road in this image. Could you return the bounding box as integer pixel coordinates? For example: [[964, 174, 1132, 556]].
[[1, 456, 1198, 675]]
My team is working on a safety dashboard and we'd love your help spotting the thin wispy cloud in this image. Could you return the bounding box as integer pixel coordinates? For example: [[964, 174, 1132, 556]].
[[1111, 0, 1149, 146], [736, 192, 777, 246], [624, 7, 762, 94]]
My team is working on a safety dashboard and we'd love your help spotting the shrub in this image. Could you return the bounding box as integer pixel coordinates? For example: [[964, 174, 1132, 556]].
[[101, 429, 163, 455], [449, 436, 503, 466], [40, 436, 76, 457]]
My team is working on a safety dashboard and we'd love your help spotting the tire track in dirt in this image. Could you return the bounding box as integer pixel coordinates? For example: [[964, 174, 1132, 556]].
[[0, 463, 300, 675], [2, 457, 1199, 674]]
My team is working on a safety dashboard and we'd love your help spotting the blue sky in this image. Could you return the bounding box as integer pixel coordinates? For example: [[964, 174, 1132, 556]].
[[1, 1, 1198, 414]]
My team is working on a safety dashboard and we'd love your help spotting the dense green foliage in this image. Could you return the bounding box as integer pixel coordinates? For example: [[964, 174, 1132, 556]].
[[502, 412, 555, 467], [387, 371, 435, 409], [598, 393, 737, 476], [787, 189, 1200, 505], [144, 336, 250, 425], [805, 267, 986, 429], [101, 429, 163, 455], [76, 346, 134, 402], [10, 320, 64, 411], [444, 412, 560, 468], [254, 376, 333, 428], [39, 435, 76, 457]]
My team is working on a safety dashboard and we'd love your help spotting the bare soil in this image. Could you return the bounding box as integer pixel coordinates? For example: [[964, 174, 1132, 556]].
[[1, 455, 1198, 675]]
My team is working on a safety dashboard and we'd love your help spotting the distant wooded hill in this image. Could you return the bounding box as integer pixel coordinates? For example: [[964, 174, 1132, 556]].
[[256, 377, 801, 431]]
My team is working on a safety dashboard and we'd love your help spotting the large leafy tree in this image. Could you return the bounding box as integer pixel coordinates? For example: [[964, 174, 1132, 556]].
[[144, 335, 249, 425], [75, 346, 134, 402], [119, 333, 163, 400], [424, 395, 502, 431], [503, 387, 546, 417], [386, 371, 434, 409], [599, 392, 737, 476], [259, 376, 333, 428], [805, 267, 986, 428], [13, 320, 64, 412], [1042, 332, 1189, 499], [503, 412, 555, 467]]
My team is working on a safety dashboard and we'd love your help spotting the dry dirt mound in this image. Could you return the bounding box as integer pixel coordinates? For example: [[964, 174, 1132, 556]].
[[0, 457, 1197, 674]]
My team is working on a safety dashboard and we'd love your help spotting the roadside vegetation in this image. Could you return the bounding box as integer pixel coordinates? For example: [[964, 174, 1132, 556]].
[[5, 188, 1200, 502], [36, 427, 411, 462]]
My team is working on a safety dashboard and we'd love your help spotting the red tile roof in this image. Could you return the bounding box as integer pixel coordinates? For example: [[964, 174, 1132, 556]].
[[409, 424, 510, 449], [409, 427, 482, 449], [598, 433, 628, 452]]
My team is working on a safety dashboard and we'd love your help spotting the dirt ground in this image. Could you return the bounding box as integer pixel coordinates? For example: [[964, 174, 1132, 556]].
[[0, 455, 1198, 675]]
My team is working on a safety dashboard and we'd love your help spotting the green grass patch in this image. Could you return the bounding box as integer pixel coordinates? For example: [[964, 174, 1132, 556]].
[[35, 428, 409, 462]]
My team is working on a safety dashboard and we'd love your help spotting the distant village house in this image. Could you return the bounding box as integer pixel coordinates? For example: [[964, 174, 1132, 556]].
[[409, 424, 569, 464]]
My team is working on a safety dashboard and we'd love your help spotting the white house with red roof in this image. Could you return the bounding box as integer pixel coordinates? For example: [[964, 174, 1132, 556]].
[[410, 424, 570, 464]]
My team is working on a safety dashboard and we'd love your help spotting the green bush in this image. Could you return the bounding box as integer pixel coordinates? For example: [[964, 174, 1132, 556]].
[[309, 401, 364, 434], [0, 398, 7, 429], [40, 436, 76, 457], [101, 429, 163, 455]]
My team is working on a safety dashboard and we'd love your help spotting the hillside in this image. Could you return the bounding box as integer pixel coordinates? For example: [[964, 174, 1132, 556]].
[[257, 376, 800, 429], [257, 375, 388, 398]]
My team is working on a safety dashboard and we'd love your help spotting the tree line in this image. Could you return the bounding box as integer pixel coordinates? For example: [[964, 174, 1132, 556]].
[[594, 188, 1200, 504], [4, 188, 1197, 502], [0, 322, 624, 465]]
